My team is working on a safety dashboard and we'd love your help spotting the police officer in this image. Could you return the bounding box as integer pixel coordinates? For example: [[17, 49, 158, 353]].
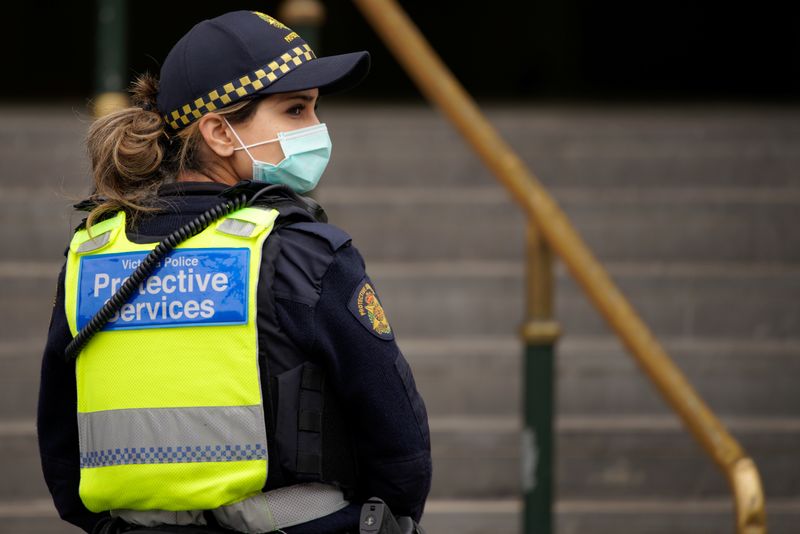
[[37, 11, 431, 534]]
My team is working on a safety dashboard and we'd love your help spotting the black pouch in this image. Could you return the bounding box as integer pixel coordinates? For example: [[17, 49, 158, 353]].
[[275, 361, 324, 480], [274, 361, 358, 492]]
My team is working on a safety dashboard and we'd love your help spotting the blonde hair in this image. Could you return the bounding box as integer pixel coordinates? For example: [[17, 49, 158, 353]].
[[85, 73, 260, 229]]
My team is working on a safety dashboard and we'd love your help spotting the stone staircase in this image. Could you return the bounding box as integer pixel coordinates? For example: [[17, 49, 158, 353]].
[[1, 103, 799, 533]]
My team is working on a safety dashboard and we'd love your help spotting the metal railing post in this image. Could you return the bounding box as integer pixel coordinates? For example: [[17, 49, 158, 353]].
[[94, 0, 129, 116], [521, 221, 561, 534]]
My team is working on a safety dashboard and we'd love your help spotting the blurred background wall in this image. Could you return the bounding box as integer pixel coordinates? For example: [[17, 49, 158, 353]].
[[2, 0, 799, 103], [1, 1, 798, 533]]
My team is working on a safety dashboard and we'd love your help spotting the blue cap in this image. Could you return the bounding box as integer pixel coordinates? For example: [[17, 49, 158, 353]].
[[157, 11, 370, 131]]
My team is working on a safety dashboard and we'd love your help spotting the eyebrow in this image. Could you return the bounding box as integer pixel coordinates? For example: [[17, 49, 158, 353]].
[[276, 94, 316, 102]]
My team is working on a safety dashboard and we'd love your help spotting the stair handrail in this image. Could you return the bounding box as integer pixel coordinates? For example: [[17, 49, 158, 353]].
[[351, 0, 767, 532]]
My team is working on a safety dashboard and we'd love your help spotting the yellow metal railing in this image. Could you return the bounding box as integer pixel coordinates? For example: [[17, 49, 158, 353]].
[[351, 0, 767, 532]]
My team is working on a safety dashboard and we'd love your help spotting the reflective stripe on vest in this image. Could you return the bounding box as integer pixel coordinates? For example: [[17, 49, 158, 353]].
[[64, 206, 278, 513]]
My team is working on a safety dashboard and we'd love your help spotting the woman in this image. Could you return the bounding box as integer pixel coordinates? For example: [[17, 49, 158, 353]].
[[37, 10, 431, 534]]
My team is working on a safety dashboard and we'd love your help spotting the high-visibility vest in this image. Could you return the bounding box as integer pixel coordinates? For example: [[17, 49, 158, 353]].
[[64, 206, 278, 513]]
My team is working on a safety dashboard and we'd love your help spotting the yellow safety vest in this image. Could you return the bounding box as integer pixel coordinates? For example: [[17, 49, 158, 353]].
[[64, 207, 278, 513]]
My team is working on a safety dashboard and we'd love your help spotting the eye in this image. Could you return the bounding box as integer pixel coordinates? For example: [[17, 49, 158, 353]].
[[287, 104, 305, 116]]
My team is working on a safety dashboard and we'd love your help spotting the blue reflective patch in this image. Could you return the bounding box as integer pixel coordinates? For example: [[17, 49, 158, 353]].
[[77, 248, 249, 331]]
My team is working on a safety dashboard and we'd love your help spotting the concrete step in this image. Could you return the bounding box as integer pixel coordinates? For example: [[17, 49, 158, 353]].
[[1, 519, 81, 534], [0, 189, 83, 263], [426, 415, 800, 500], [422, 498, 800, 534], [371, 262, 800, 339], [9, 335, 799, 421], [402, 336, 800, 419], [1, 422, 51, 502], [3, 260, 798, 349], [323, 105, 800, 189], [7, 416, 800, 502], [0, 107, 90, 191], [6, 185, 800, 264], [5, 498, 800, 534], [320, 186, 800, 263], [0, 499, 81, 533], [5, 105, 800, 189], [0, 339, 45, 420]]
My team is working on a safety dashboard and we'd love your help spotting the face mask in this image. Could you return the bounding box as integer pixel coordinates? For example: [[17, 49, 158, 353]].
[[225, 120, 332, 193]]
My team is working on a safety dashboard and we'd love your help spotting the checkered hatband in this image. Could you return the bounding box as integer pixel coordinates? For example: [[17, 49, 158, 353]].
[[164, 44, 316, 131]]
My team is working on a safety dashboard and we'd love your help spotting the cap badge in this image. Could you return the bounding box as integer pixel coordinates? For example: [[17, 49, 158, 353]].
[[252, 11, 288, 30], [252, 11, 299, 42]]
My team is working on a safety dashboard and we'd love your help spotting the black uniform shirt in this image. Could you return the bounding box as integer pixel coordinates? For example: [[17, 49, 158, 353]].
[[37, 183, 432, 533]]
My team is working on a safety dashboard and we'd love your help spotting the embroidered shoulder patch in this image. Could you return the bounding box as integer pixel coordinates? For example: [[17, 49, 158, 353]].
[[348, 277, 394, 340]]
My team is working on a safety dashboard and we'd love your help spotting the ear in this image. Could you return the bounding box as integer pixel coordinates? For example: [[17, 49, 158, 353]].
[[197, 113, 237, 157]]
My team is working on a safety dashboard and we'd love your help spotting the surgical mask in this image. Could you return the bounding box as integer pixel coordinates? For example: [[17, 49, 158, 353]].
[[226, 120, 332, 193]]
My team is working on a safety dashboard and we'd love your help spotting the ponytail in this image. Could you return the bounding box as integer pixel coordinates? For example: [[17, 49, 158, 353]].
[[85, 73, 264, 229], [85, 73, 167, 228]]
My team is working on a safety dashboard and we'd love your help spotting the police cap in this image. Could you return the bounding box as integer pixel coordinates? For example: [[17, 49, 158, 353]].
[[157, 10, 370, 131]]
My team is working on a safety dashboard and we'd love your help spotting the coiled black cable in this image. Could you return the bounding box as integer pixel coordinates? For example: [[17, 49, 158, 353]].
[[64, 193, 249, 361]]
